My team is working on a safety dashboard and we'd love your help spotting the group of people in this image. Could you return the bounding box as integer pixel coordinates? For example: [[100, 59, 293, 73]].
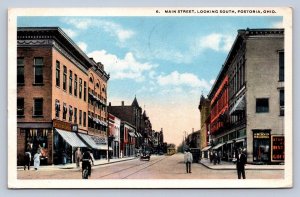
[[23, 143, 45, 171], [184, 148, 247, 179], [209, 150, 221, 165]]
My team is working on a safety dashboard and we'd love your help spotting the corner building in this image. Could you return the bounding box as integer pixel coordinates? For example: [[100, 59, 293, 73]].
[[208, 28, 284, 164], [17, 27, 109, 165]]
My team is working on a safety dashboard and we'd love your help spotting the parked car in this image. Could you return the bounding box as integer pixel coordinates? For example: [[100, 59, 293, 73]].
[[140, 151, 151, 161]]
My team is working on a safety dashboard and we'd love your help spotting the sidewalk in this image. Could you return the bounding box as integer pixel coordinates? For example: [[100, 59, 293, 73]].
[[17, 156, 137, 171], [199, 158, 285, 170]]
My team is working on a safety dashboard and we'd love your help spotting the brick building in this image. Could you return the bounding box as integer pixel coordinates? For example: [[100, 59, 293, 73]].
[[17, 27, 109, 165], [207, 28, 284, 164], [198, 95, 211, 158]]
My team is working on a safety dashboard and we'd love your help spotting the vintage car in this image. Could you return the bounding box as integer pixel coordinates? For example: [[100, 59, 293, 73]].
[[140, 151, 151, 161]]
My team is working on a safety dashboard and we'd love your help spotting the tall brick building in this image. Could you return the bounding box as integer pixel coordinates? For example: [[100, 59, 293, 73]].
[[17, 27, 109, 165], [207, 28, 284, 164]]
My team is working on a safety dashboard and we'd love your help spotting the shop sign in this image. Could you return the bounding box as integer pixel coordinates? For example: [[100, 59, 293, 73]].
[[253, 132, 270, 139], [53, 119, 71, 131], [271, 135, 284, 162]]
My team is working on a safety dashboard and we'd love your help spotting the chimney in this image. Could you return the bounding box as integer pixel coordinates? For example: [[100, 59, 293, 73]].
[[109, 102, 111, 106], [122, 101, 124, 106]]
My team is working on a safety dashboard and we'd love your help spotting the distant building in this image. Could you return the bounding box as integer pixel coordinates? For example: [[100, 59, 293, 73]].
[[108, 113, 121, 158], [198, 95, 211, 158]]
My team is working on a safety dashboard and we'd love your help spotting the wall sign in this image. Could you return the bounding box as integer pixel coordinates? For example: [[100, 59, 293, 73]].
[[271, 135, 284, 162]]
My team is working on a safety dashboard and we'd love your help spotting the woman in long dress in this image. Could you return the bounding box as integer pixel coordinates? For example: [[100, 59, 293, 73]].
[[33, 151, 41, 170]]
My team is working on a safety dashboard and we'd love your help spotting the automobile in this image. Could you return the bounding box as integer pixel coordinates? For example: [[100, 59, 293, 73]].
[[140, 151, 151, 161]]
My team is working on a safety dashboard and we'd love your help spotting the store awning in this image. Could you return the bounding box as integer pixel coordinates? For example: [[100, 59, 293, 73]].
[[128, 132, 136, 137], [235, 138, 245, 143], [229, 95, 245, 115], [55, 129, 87, 148], [212, 143, 225, 150], [201, 146, 211, 151]]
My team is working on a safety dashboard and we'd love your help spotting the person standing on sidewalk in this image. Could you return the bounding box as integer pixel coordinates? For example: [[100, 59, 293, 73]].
[[184, 149, 193, 173], [236, 148, 247, 179], [24, 144, 32, 170], [33, 150, 42, 170], [75, 148, 82, 168]]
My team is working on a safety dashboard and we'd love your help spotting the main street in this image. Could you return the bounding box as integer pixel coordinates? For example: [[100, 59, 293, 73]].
[[18, 153, 284, 179]]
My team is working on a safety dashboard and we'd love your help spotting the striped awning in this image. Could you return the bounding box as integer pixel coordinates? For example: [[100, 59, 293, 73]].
[[78, 133, 111, 150], [201, 146, 212, 151], [212, 143, 225, 150], [55, 129, 86, 148]]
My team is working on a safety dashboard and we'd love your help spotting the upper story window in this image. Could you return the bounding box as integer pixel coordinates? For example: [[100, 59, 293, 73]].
[[17, 58, 24, 84], [69, 70, 73, 94], [33, 98, 43, 116], [280, 89, 284, 116], [279, 51, 284, 82], [74, 74, 78, 97], [63, 66, 67, 91], [84, 81, 87, 101], [63, 103, 67, 119], [256, 98, 269, 113], [79, 110, 82, 125], [96, 83, 99, 88], [34, 57, 43, 84], [89, 77, 93, 83], [83, 112, 86, 127], [79, 78, 82, 99], [17, 98, 24, 116], [56, 61, 60, 87], [69, 105, 73, 122], [55, 100, 60, 118], [74, 108, 77, 123]]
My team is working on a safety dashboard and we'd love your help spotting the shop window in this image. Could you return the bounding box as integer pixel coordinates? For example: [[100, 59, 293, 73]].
[[33, 98, 43, 116], [34, 57, 43, 84], [17, 57, 24, 84], [56, 61, 60, 87], [26, 129, 49, 155], [17, 98, 24, 116], [280, 89, 284, 116], [256, 98, 269, 113], [253, 130, 271, 162]]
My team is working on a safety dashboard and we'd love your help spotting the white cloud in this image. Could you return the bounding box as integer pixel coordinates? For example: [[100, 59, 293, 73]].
[[62, 28, 78, 38], [62, 18, 135, 43], [272, 21, 283, 28], [197, 33, 235, 52], [77, 41, 88, 52], [88, 50, 157, 82], [157, 71, 211, 90]]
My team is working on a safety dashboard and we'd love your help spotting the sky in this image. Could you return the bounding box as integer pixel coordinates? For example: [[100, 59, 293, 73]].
[[18, 16, 283, 146]]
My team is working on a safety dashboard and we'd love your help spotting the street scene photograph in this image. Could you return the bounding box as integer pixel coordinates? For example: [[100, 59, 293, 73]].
[[8, 7, 292, 188]]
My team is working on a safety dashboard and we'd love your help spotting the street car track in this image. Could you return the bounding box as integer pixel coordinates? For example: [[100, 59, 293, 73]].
[[97, 156, 167, 179]]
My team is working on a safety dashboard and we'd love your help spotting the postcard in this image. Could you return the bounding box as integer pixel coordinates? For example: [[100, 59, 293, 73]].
[[8, 7, 292, 188]]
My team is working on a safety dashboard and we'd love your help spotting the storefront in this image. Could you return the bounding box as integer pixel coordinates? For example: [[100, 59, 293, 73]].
[[253, 130, 271, 163], [53, 128, 87, 164]]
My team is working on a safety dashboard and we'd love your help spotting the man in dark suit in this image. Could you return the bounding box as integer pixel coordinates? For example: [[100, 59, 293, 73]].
[[236, 148, 247, 179]]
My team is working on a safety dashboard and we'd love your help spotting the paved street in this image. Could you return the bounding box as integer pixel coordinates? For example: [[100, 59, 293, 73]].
[[17, 153, 284, 179]]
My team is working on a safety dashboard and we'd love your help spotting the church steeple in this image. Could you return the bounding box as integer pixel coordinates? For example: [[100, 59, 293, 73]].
[[132, 95, 140, 107]]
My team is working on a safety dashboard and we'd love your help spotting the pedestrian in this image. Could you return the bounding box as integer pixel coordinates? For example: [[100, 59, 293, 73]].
[[210, 150, 214, 163], [236, 148, 247, 179], [62, 150, 67, 165], [75, 148, 82, 168], [184, 149, 193, 173], [213, 150, 218, 165], [24, 144, 32, 170], [33, 150, 42, 170]]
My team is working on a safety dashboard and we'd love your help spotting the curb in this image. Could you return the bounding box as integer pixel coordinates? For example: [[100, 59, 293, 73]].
[[198, 162, 284, 170]]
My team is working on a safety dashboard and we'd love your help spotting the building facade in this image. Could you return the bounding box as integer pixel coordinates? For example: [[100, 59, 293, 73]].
[[108, 113, 121, 158], [198, 95, 211, 158], [17, 27, 109, 165], [207, 28, 284, 164]]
